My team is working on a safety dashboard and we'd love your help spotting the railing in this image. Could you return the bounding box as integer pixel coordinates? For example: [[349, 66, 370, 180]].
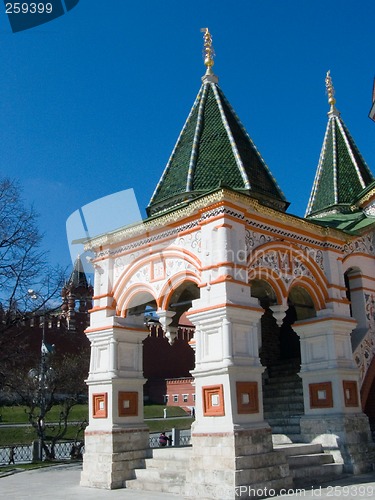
[[0, 430, 191, 465], [0, 440, 85, 465], [149, 429, 191, 448], [0, 444, 32, 464]]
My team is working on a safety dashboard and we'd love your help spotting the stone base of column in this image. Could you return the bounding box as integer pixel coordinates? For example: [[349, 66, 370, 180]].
[[80, 426, 150, 489], [300, 414, 375, 474], [185, 426, 292, 499]]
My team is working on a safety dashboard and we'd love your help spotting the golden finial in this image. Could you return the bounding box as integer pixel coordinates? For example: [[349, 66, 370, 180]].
[[325, 70, 337, 111], [201, 28, 215, 73]]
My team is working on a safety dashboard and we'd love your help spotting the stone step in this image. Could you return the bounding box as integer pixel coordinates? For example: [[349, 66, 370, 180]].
[[270, 425, 301, 436], [292, 463, 344, 487], [265, 412, 304, 420], [264, 377, 302, 387], [264, 402, 304, 412], [263, 361, 304, 437], [263, 382, 303, 396], [288, 453, 334, 468], [263, 394, 304, 403], [151, 446, 192, 461], [275, 442, 345, 487], [126, 446, 191, 495], [145, 456, 190, 472], [131, 468, 185, 483], [274, 443, 324, 456], [126, 477, 185, 495]]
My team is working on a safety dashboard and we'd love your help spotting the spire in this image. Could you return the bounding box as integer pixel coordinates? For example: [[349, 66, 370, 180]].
[[147, 30, 288, 217], [68, 255, 90, 289], [305, 72, 374, 218], [201, 28, 218, 84], [61, 255, 93, 333], [325, 70, 338, 115]]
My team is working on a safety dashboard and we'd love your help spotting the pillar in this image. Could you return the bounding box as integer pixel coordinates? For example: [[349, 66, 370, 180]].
[[80, 315, 150, 489], [185, 280, 292, 499], [293, 310, 375, 473]]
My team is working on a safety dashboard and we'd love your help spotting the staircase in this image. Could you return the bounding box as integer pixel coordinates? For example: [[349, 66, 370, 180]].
[[126, 359, 347, 494], [276, 443, 345, 487], [127, 443, 345, 494], [126, 446, 191, 495], [263, 358, 305, 444], [263, 359, 346, 486]]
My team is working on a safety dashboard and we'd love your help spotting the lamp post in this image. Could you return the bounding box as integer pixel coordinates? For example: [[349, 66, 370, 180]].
[[27, 289, 52, 461]]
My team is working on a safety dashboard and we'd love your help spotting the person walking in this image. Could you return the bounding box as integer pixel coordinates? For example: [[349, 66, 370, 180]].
[[8, 446, 15, 465]]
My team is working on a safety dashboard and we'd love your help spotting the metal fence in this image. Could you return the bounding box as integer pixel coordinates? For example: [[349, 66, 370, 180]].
[[0, 429, 191, 466], [149, 429, 191, 448], [0, 440, 84, 465], [0, 444, 32, 464]]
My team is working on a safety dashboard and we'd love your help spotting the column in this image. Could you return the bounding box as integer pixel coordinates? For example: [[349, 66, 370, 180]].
[[293, 310, 374, 473], [80, 315, 150, 489], [184, 280, 293, 498]]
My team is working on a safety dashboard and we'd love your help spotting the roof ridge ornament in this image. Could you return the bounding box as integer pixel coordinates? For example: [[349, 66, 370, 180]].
[[325, 70, 339, 115], [200, 28, 218, 84]]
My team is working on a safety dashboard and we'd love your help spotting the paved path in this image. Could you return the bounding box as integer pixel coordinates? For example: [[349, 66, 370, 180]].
[[1, 462, 375, 499], [0, 463, 178, 499], [263, 471, 375, 499]]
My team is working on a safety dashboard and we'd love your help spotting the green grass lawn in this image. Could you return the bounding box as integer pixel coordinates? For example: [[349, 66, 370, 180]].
[[144, 404, 188, 419], [0, 404, 88, 424]]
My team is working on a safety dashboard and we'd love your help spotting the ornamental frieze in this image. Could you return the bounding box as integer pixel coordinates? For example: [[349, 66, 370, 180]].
[[249, 247, 317, 286], [121, 257, 200, 294], [343, 233, 375, 256]]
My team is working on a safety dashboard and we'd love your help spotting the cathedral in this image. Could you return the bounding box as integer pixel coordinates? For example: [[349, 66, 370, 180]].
[[80, 30, 375, 497]]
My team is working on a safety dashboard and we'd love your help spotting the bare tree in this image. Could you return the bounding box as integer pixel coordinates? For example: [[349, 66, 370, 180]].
[[4, 347, 89, 460], [0, 177, 65, 357]]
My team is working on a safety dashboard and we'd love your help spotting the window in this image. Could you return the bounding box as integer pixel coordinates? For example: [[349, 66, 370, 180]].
[[164, 395, 169, 403], [193, 393, 196, 402], [183, 394, 188, 403], [173, 394, 178, 403]]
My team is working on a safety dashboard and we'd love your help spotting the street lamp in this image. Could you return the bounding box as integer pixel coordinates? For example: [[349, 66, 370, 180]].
[[27, 289, 54, 461]]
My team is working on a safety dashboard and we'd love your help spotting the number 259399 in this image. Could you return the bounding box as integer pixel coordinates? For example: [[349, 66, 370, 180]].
[[5, 3, 53, 14]]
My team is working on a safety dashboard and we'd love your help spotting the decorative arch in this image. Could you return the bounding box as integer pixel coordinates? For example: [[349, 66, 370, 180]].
[[249, 269, 286, 305], [112, 247, 202, 317], [116, 285, 157, 317], [288, 284, 317, 321], [113, 248, 201, 295], [159, 272, 200, 311], [248, 241, 328, 309], [288, 279, 323, 312]]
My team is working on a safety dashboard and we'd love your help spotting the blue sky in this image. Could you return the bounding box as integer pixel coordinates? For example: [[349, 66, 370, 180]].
[[1, 1, 375, 273]]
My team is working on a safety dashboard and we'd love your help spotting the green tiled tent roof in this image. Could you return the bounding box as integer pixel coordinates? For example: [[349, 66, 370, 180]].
[[147, 75, 288, 216], [68, 255, 89, 288], [306, 98, 374, 218]]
